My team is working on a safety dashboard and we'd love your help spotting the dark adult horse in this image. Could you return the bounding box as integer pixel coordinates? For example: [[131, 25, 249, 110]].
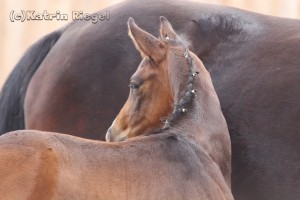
[[0, 0, 299, 199]]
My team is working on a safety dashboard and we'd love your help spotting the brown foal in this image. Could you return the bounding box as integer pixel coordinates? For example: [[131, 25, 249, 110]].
[[0, 17, 232, 200]]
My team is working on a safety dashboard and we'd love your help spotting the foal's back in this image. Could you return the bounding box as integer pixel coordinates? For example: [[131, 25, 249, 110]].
[[0, 130, 232, 200]]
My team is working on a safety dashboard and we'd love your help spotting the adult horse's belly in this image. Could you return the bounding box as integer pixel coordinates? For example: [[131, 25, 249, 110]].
[[211, 50, 300, 199]]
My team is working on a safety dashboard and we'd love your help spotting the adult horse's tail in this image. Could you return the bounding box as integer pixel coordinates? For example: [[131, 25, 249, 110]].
[[0, 29, 64, 135]]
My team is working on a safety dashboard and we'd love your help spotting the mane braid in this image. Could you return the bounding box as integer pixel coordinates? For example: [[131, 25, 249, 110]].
[[145, 49, 199, 136]]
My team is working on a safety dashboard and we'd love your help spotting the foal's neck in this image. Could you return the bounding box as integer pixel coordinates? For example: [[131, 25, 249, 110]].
[[169, 52, 231, 186], [171, 53, 227, 138]]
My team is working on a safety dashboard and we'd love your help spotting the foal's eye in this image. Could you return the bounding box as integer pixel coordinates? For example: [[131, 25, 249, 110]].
[[129, 83, 139, 90]]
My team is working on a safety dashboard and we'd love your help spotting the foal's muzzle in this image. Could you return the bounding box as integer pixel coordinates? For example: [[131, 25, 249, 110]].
[[105, 128, 127, 142]]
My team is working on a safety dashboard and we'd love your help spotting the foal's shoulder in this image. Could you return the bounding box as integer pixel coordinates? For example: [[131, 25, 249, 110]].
[[134, 132, 208, 161]]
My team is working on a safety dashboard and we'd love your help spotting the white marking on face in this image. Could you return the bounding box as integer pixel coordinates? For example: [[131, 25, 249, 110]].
[[106, 119, 117, 142], [107, 118, 117, 131]]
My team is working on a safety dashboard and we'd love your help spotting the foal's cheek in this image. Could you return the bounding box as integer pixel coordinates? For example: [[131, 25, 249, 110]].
[[132, 93, 146, 112]]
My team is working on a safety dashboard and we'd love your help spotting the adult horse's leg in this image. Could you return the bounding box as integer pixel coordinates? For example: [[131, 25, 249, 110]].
[[0, 29, 64, 135]]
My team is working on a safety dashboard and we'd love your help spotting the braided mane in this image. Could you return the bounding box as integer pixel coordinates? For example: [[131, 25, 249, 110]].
[[146, 48, 199, 135]]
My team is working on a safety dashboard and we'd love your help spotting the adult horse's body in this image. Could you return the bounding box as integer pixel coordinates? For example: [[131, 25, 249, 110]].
[[0, 0, 300, 199], [0, 17, 232, 200]]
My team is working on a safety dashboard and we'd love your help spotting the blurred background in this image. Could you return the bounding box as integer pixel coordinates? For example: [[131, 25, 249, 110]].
[[1, 0, 300, 90]]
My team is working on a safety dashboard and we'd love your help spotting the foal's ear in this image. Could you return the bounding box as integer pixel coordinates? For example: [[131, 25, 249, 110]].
[[160, 16, 177, 42], [128, 17, 165, 62]]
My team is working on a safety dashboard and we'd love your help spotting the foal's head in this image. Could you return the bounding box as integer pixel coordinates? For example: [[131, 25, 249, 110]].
[[106, 17, 190, 142]]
